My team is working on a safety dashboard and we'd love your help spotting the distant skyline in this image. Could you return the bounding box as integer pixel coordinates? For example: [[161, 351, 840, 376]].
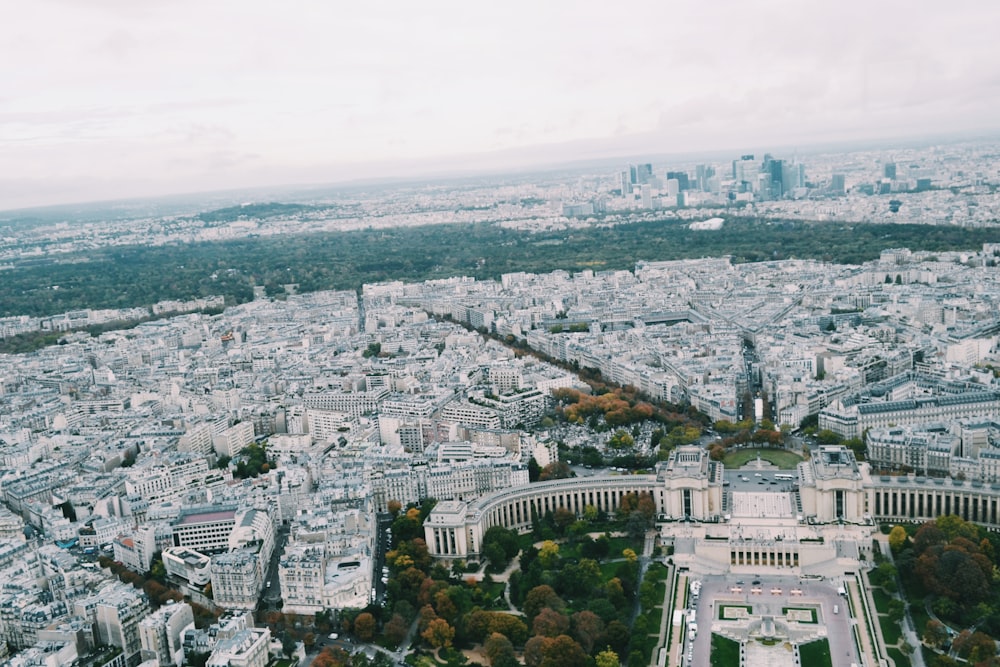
[[3, 0, 1000, 210]]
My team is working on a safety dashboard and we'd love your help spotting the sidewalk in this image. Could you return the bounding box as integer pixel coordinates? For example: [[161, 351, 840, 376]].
[[653, 569, 686, 667], [847, 578, 880, 667]]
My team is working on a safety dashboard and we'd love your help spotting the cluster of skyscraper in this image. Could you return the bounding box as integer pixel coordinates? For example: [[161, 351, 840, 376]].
[[621, 153, 806, 209]]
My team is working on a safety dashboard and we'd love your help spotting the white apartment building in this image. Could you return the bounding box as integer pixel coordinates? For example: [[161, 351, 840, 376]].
[[470, 388, 549, 429], [866, 426, 960, 475], [112, 525, 157, 573], [278, 545, 325, 615], [206, 627, 270, 667], [305, 408, 356, 443], [178, 421, 219, 457], [424, 460, 529, 502], [162, 547, 213, 587], [323, 554, 373, 610], [78, 516, 128, 549], [214, 421, 255, 458], [488, 366, 523, 393], [439, 401, 502, 429], [821, 390, 1000, 439], [267, 433, 313, 455], [228, 508, 275, 567], [124, 454, 214, 503], [302, 388, 389, 418], [210, 549, 264, 611], [94, 583, 150, 665], [138, 601, 193, 667], [377, 415, 434, 452], [171, 507, 238, 554]]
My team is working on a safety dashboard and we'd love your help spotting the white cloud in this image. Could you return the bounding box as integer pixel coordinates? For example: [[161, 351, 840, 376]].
[[2, 0, 1000, 208]]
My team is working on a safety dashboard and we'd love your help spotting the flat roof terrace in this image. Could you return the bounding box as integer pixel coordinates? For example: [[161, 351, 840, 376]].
[[176, 509, 236, 526]]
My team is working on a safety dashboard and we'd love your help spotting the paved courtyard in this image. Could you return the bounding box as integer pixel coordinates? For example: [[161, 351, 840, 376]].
[[681, 574, 858, 667]]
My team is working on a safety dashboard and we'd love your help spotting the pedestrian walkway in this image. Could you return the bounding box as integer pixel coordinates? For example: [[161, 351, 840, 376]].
[[658, 570, 687, 667], [846, 578, 879, 667], [731, 491, 793, 518], [744, 639, 795, 667]]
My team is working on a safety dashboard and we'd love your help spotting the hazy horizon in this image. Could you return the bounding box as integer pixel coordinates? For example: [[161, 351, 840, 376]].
[[4, 126, 996, 218], [4, 0, 1000, 211]]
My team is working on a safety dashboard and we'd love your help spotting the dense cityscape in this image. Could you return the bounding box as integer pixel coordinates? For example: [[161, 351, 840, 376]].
[[0, 140, 997, 667]]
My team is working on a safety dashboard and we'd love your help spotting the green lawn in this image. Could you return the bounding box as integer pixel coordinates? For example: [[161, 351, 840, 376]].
[[607, 535, 644, 555], [879, 614, 902, 645], [886, 646, 911, 667], [909, 601, 930, 641], [553, 534, 643, 562], [723, 448, 803, 470], [600, 561, 621, 581], [798, 638, 833, 667], [871, 587, 892, 614], [710, 634, 741, 667], [646, 562, 670, 582]]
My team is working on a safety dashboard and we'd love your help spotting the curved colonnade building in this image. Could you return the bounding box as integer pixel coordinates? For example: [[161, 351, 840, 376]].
[[425, 446, 723, 558], [425, 444, 1000, 575]]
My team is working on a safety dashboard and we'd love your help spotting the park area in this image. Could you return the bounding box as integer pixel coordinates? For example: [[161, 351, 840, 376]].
[[722, 448, 803, 470]]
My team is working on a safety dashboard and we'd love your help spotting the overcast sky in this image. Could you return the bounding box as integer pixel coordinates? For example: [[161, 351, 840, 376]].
[[2, 0, 999, 210]]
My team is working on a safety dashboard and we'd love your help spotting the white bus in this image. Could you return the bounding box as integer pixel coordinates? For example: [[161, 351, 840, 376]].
[[774, 474, 795, 481]]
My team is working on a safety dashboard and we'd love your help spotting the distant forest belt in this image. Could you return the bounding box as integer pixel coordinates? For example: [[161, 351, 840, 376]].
[[0, 217, 996, 319]]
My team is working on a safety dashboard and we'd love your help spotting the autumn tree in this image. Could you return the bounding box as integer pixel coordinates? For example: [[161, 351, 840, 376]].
[[384, 613, 409, 648], [468, 611, 529, 646], [953, 630, 996, 662], [418, 577, 449, 607], [936, 514, 980, 542], [601, 620, 630, 654], [484, 632, 517, 667], [538, 635, 588, 667], [524, 636, 549, 667], [395, 566, 428, 605], [540, 461, 573, 481], [914, 538, 992, 604], [312, 647, 351, 667], [523, 585, 565, 624], [607, 430, 635, 449], [354, 612, 376, 642], [888, 525, 907, 553], [923, 619, 949, 648], [422, 618, 455, 649], [538, 541, 560, 568], [552, 507, 575, 533], [418, 604, 439, 631], [533, 607, 570, 637], [434, 589, 459, 624], [492, 613, 530, 646], [571, 610, 605, 654], [604, 578, 627, 611], [595, 648, 621, 667]]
